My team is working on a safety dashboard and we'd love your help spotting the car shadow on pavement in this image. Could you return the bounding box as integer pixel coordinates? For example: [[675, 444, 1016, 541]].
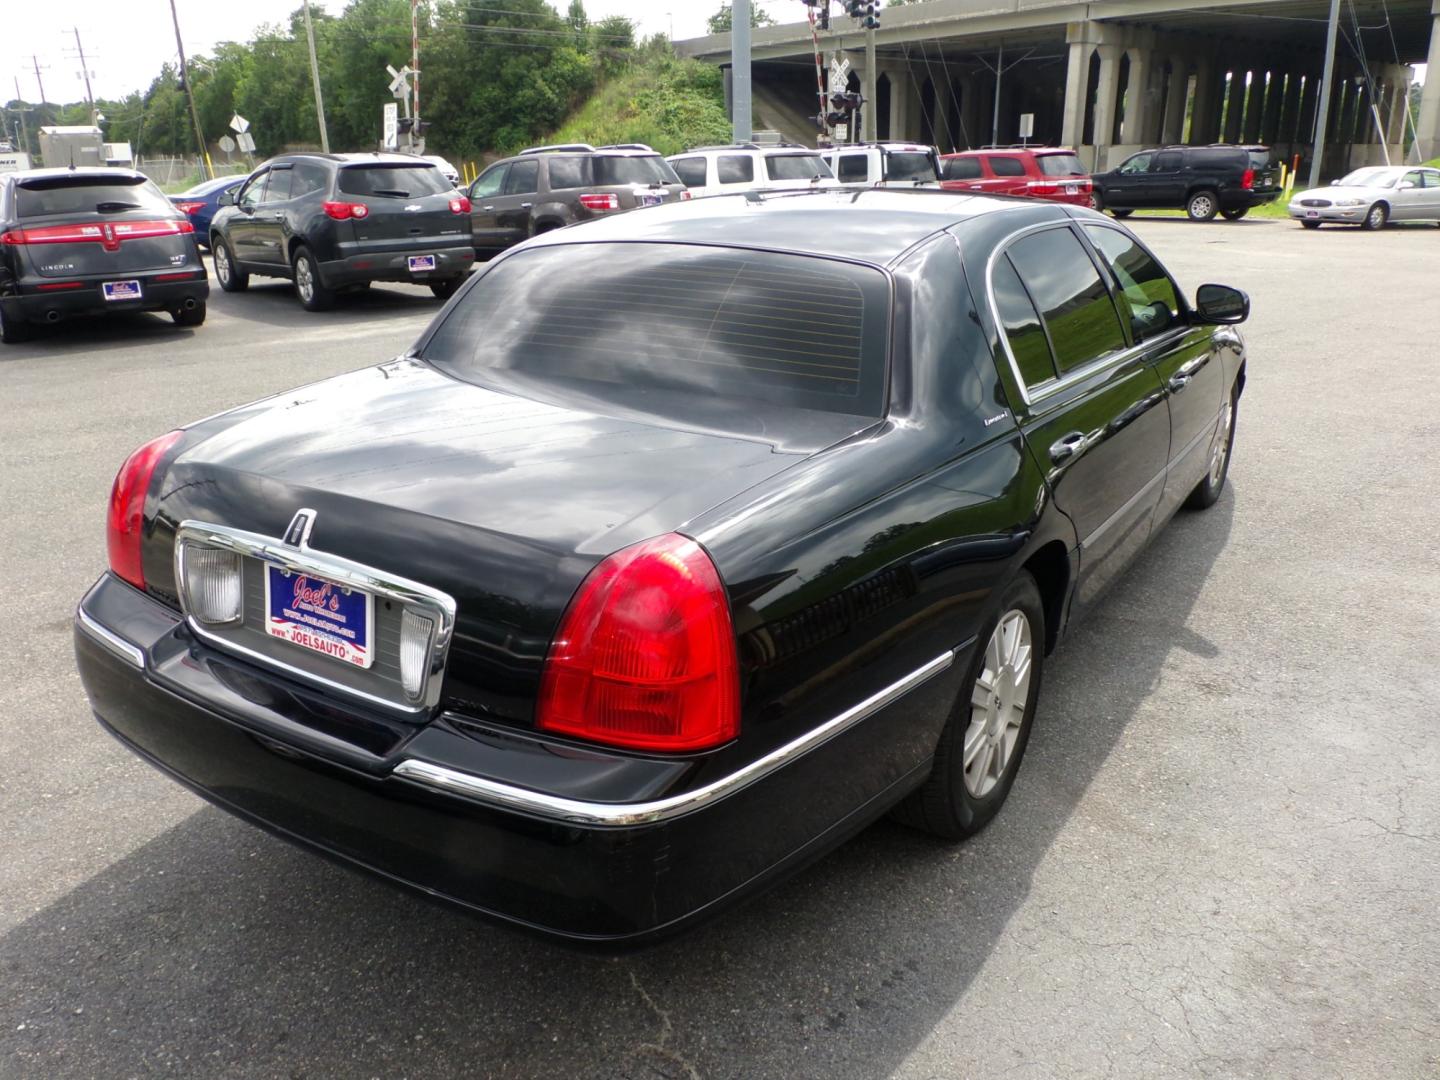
[[1, 312, 202, 356], [212, 280, 446, 330], [0, 493, 1235, 1080]]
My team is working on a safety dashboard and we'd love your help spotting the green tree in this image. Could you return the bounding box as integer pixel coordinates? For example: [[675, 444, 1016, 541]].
[[707, 4, 776, 33]]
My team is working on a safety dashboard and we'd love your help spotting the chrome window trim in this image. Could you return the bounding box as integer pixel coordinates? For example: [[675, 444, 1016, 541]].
[[174, 518, 458, 715], [75, 607, 145, 669], [392, 647, 961, 827], [984, 220, 1188, 409]]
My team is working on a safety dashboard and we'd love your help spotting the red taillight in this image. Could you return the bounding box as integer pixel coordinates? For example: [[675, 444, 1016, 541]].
[[0, 220, 193, 246], [175, 201, 206, 216], [323, 201, 369, 220], [36, 281, 86, 291], [106, 431, 183, 590], [449, 195, 471, 214], [1241, 168, 1255, 190], [154, 270, 205, 281], [578, 193, 620, 211], [1026, 181, 1059, 196], [537, 533, 740, 753]]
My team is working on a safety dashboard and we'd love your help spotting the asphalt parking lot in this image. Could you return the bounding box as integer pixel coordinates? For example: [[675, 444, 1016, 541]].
[[3, 218, 1438, 1080]]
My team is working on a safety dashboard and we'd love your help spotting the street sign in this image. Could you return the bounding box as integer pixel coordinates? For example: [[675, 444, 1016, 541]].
[[383, 103, 399, 150], [229, 114, 250, 134], [828, 55, 851, 95], [235, 132, 256, 153], [217, 134, 236, 153], [1019, 113, 1035, 139]]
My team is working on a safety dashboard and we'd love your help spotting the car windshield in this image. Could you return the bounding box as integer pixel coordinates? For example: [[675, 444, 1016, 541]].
[[1037, 153, 1086, 177], [422, 243, 889, 417], [1336, 167, 1399, 188], [337, 164, 452, 197], [592, 155, 679, 186], [884, 152, 938, 182], [15, 175, 173, 217], [767, 153, 833, 181]]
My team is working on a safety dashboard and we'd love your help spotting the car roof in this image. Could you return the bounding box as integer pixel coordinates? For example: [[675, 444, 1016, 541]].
[[6, 166, 148, 184], [267, 151, 437, 167], [522, 188, 1058, 267]]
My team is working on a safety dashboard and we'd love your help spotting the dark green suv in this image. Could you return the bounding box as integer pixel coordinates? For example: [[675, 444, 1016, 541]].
[[1093, 144, 1281, 221]]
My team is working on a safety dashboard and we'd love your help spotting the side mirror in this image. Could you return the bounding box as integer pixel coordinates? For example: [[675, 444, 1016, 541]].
[[1330, 179, 1341, 186], [218, 190, 236, 207], [1194, 283, 1249, 325]]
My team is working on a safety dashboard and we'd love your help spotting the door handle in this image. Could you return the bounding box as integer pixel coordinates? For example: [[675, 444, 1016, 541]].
[[482, 205, 494, 212], [1168, 354, 1210, 392], [520, 202, 533, 209], [1211, 329, 1243, 354], [1049, 431, 1090, 464]]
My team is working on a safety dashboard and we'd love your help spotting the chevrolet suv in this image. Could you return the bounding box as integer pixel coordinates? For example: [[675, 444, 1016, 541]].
[[1093, 144, 1281, 221], [466, 144, 688, 259]]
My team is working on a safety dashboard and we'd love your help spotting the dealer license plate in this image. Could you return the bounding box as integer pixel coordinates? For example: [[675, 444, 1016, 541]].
[[102, 280, 142, 302], [408, 255, 437, 273], [1306, 210, 1319, 218], [638, 192, 664, 207], [1065, 184, 1078, 195], [264, 564, 373, 669]]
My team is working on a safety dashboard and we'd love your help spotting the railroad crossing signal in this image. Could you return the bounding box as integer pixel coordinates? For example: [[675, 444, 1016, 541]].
[[386, 64, 415, 101]]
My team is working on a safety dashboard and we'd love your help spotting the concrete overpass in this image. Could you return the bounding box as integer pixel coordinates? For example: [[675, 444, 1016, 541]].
[[678, 0, 1440, 174]]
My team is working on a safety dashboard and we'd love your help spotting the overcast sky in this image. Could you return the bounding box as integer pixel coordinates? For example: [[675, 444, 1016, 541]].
[[2, 1, 798, 104]]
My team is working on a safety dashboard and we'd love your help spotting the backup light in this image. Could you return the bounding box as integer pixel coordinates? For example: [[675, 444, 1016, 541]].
[[399, 608, 437, 700], [181, 546, 243, 625]]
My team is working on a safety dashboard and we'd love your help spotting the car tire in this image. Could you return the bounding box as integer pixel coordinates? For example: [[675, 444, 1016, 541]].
[[1185, 386, 1238, 511], [171, 301, 206, 327], [292, 246, 334, 311], [0, 305, 33, 345], [1109, 208, 1133, 219], [1221, 207, 1249, 221], [1301, 220, 1322, 230], [890, 571, 1045, 840], [212, 238, 248, 292], [1186, 190, 1219, 221], [429, 276, 465, 300], [1361, 202, 1388, 230]]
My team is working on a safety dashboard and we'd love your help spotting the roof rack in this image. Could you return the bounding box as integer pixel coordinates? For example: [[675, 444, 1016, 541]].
[[595, 143, 656, 153], [681, 141, 811, 153], [519, 143, 596, 155]]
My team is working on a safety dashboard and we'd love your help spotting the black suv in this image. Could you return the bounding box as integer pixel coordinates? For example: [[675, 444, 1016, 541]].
[[1093, 144, 1281, 221], [209, 152, 474, 310], [466, 144, 687, 259], [0, 167, 209, 343]]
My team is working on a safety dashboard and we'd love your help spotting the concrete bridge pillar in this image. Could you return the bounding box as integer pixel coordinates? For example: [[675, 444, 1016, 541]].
[[1261, 71, 1286, 144], [1160, 58, 1189, 144], [1416, 5, 1440, 160], [1120, 47, 1153, 146], [1190, 59, 1222, 144], [1385, 66, 1412, 156], [1061, 37, 1095, 149], [1278, 70, 1305, 151], [889, 62, 913, 142], [1223, 67, 1248, 143], [1243, 69, 1267, 143], [1091, 45, 1123, 168]]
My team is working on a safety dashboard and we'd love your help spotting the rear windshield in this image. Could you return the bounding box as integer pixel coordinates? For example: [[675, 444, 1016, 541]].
[[883, 152, 938, 183], [423, 243, 889, 417], [16, 175, 173, 218], [337, 165, 452, 198], [592, 155, 679, 186], [766, 153, 833, 181], [1037, 153, 1086, 177], [1246, 149, 1273, 169]]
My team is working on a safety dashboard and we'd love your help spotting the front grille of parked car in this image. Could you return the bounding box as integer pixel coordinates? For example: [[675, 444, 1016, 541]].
[[1300, 198, 1332, 207]]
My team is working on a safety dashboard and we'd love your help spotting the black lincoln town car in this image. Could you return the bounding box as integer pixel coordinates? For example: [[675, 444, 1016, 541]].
[[74, 189, 1248, 946]]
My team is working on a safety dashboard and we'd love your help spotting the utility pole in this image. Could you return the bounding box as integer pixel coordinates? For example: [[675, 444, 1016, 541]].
[[71, 28, 97, 124], [732, 0, 753, 142], [168, 0, 213, 180], [13, 78, 32, 156], [863, 15, 877, 140], [1308, 0, 1342, 189], [411, 0, 421, 150], [992, 42, 1003, 146], [31, 56, 48, 106], [302, 0, 330, 152]]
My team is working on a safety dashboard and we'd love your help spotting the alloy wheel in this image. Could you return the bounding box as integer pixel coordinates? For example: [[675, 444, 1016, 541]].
[[1209, 399, 1235, 486], [214, 245, 230, 285], [1367, 204, 1386, 229], [296, 257, 314, 303], [1190, 194, 1214, 219], [963, 609, 1033, 799]]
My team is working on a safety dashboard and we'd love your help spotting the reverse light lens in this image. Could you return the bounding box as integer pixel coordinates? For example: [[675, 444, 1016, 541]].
[[399, 608, 436, 700], [181, 546, 243, 624], [107, 430, 183, 590], [537, 533, 739, 753], [578, 193, 620, 211]]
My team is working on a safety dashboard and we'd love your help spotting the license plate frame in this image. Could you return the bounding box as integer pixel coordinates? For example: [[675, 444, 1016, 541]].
[[1306, 210, 1319, 218], [263, 564, 374, 669], [637, 192, 664, 207], [408, 254, 437, 273], [102, 279, 143, 302]]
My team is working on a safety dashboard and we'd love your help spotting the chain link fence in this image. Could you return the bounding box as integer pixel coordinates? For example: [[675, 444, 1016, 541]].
[[136, 156, 252, 192]]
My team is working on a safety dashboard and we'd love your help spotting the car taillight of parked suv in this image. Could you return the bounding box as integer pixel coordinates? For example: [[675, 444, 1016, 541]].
[[939, 147, 1093, 206]]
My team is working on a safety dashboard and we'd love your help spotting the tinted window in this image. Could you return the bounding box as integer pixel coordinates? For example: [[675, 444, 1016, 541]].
[[546, 157, 587, 190], [670, 157, 708, 187], [1036, 153, 1086, 177], [15, 175, 174, 217], [992, 254, 1056, 387], [766, 153, 831, 180], [717, 155, 755, 184], [423, 243, 890, 417], [1246, 149, 1273, 169], [471, 164, 507, 199], [337, 165, 452, 197], [987, 156, 1026, 177], [290, 163, 329, 198], [504, 159, 539, 195], [238, 173, 268, 209], [1006, 228, 1126, 373], [592, 155, 678, 185], [1152, 151, 1183, 172], [1188, 147, 1245, 169], [1083, 225, 1180, 342], [1117, 152, 1152, 175], [884, 152, 937, 182], [943, 157, 982, 180], [262, 167, 293, 202], [836, 154, 869, 182]]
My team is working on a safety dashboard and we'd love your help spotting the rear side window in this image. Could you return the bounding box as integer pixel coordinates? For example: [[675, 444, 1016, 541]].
[[546, 157, 587, 190], [836, 154, 869, 182], [1188, 148, 1244, 169], [1152, 151, 1183, 172], [290, 163, 329, 198], [1083, 225, 1180, 342], [15, 175, 173, 218], [671, 157, 707, 187], [766, 154, 831, 181], [423, 243, 890, 417], [504, 159, 539, 195], [943, 157, 982, 180], [1036, 154, 1085, 177], [991, 255, 1057, 386], [592, 155, 678, 186], [717, 155, 755, 184], [987, 156, 1026, 177], [337, 165, 452, 197], [884, 152, 937, 182], [1005, 228, 1126, 374]]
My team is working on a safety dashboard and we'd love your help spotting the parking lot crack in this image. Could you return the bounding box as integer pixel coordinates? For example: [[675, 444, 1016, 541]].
[[627, 969, 701, 1079]]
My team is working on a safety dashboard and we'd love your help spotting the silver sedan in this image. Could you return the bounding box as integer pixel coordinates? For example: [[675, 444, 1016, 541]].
[[1289, 165, 1440, 230]]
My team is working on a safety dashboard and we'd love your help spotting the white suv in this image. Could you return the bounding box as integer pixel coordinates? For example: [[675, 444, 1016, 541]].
[[666, 143, 841, 198], [821, 142, 942, 189]]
